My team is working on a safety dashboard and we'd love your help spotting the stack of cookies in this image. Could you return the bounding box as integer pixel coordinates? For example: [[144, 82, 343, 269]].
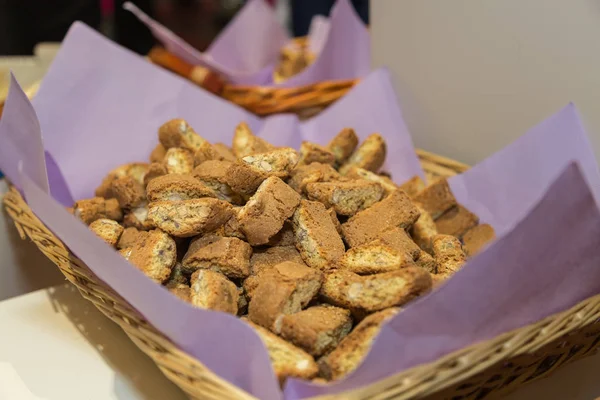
[[70, 119, 496, 385]]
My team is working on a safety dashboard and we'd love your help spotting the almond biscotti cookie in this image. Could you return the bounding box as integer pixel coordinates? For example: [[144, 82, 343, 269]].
[[398, 175, 426, 199], [182, 235, 252, 279], [340, 239, 416, 274], [231, 122, 274, 158], [339, 133, 387, 174], [344, 167, 397, 197], [238, 176, 301, 246], [287, 162, 341, 194], [73, 197, 122, 225], [250, 245, 306, 275], [111, 176, 146, 209], [117, 227, 147, 249], [248, 261, 323, 332], [410, 204, 438, 252], [280, 304, 353, 357], [435, 205, 479, 238], [122, 202, 155, 230], [327, 127, 359, 165], [149, 143, 167, 163], [306, 180, 383, 216], [148, 198, 233, 237], [143, 162, 168, 186], [462, 224, 496, 257], [298, 141, 336, 166], [127, 229, 177, 283], [413, 179, 457, 219], [146, 173, 216, 202], [320, 267, 432, 315], [190, 269, 239, 314], [163, 147, 194, 174], [432, 234, 467, 275], [89, 219, 124, 247], [318, 307, 399, 380], [158, 118, 206, 151], [95, 162, 150, 198], [293, 200, 346, 270], [240, 148, 299, 180], [341, 190, 420, 248], [243, 319, 318, 384], [193, 160, 244, 204]]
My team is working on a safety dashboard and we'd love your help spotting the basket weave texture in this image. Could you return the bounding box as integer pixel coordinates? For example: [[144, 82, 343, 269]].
[[3, 152, 600, 400]]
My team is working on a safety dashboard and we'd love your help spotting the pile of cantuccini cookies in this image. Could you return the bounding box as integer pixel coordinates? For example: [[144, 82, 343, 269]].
[[70, 119, 495, 385]]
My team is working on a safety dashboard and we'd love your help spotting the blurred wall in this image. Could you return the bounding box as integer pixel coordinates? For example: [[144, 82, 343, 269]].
[[371, 0, 600, 165]]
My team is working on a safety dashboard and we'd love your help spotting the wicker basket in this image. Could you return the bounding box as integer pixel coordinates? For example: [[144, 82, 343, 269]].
[[148, 38, 358, 119], [3, 151, 600, 400]]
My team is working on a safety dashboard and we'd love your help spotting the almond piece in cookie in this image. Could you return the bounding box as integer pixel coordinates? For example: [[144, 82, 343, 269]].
[[248, 261, 323, 332], [238, 177, 301, 246], [190, 269, 239, 314], [432, 234, 467, 276], [339, 133, 386, 174], [149, 143, 167, 163], [298, 141, 336, 166], [73, 197, 123, 225], [306, 180, 384, 216], [123, 202, 155, 230], [193, 160, 244, 204], [143, 162, 168, 186], [410, 204, 438, 252], [280, 305, 353, 357], [345, 167, 398, 197], [287, 162, 341, 194], [111, 176, 146, 209], [148, 198, 233, 237], [128, 229, 177, 283], [462, 224, 496, 257], [158, 119, 206, 151], [182, 235, 252, 279], [320, 267, 432, 315], [318, 308, 399, 380], [231, 122, 274, 158], [413, 179, 457, 219], [146, 174, 216, 202], [327, 127, 359, 165], [243, 319, 318, 384], [398, 175, 426, 199], [240, 148, 299, 180], [435, 205, 479, 238], [163, 147, 194, 174], [340, 239, 415, 274], [117, 227, 147, 249], [293, 200, 346, 271], [89, 219, 124, 247], [341, 190, 420, 248]]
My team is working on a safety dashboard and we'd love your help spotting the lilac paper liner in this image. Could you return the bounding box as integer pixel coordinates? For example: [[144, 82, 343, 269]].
[[124, 0, 287, 84], [3, 19, 600, 400], [27, 23, 421, 201], [129, 0, 370, 87]]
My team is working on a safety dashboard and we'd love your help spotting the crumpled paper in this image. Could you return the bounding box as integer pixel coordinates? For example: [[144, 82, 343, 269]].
[[126, 0, 370, 86], [2, 21, 600, 400]]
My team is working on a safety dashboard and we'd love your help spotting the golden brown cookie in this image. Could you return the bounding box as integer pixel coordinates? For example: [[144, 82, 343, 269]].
[[293, 200, 346, 270], [327, 127, 359, 165], [431, 234, 467, 275], [320, 267, 432, 315], [231, 122, 275, 158], [341, 190, 420, 248], [415, 250, 437, 273], [413, 179, 457, 219], [146, 173, 216, 202], [143, 162, 168, 186], [238, 177, 301, 246], [318, 308, 399, 380], [339, 133, 387, 174], [243, 319, 318, 384], [193, 160, 243, 204], [190, 269, 239, 314], [267, 221, 296, 247], [398, 175, 426, 199], [344, 167, 398, 197], [462, 224, 496, 257], [117, 227, 147, 249], [377, 227, 421, 261], [287, 162, 341, 194], [249, 245, 306, 275], [240, 147, 299, 180], [306, 180, 384, 216], [111, 176, 146, 209], [95, 163, 150, 198], [73, 197, 123, 225], [158, 118, 206, 151], [149, 143, 167, 163], [127, 229, 177, 283], [298, 141, 336, 166], [122, 203, 155, 231], [88, 219, 124, 247], [163, 147, 195, 174], [435, 205, 479, 238], [280, 304, 352, 357], [148, 198, 233, 237], [182, 235, 252, 279], [340, 239, 415, 274], [410, 204, 438, 251]]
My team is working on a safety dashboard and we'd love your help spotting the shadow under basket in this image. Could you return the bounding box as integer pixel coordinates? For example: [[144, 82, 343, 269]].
[[3, 152, 600, 400]]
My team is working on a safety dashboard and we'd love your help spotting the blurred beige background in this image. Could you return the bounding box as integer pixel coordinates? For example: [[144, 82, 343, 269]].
[[372, 0, 600, 165]]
